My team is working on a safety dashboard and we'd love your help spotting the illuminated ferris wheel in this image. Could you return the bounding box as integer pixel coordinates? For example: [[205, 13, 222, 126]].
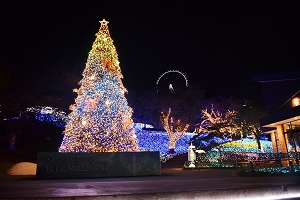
[[156, 70, 188, 93]]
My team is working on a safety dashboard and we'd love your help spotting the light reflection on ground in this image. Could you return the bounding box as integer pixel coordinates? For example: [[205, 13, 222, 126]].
[[75, 186, 300, 200]]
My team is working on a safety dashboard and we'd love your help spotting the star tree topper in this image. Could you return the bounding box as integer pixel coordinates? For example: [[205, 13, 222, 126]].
[[99, 19, 110, 36], [100, 19, 109, 25]]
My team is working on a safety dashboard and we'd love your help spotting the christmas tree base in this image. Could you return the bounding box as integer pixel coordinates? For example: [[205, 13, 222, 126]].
[[36, 151, 160, 179]]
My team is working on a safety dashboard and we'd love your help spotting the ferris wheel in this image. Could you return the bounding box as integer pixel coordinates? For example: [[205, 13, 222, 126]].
[[156, 70, 188, 93]]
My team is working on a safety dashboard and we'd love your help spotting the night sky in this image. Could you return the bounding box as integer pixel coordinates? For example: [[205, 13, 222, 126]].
[[1, 1, 300, 105]]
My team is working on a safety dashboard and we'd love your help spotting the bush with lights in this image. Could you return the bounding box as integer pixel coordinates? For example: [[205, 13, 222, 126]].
[[19, 106, 69, 128]]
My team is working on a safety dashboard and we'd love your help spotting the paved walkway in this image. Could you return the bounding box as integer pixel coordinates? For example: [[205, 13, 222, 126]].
[[1, 154, 300, 199]]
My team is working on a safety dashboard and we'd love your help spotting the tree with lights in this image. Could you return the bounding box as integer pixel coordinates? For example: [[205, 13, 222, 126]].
[[59, 19, 138, 152], [195, 104, 239, 138], [237, 104, 265, 150], [160, 108, 189, 153]]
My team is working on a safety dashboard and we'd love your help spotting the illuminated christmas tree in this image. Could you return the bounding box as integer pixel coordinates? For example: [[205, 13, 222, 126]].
[[59, 19, 138, 152]]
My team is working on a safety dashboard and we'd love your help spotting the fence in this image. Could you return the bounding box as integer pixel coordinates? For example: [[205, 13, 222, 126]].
[[184, 152, 300, 170]]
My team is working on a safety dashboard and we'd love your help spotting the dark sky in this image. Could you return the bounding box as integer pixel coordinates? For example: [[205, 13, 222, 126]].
[[1, 1, 300, 104]]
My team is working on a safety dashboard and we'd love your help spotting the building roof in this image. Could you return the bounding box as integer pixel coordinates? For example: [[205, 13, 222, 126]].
[[251, 70, 300, 128], [259, 103, 300, 127], [251, 70, 300, 114], [251, 70, 300, 83]]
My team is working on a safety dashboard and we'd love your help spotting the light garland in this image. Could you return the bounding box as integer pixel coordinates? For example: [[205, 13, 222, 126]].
[[59, 19, 138, 153], [136, 129, 195, 157], [292, 97, 300, 107], [160, 108, 189, 152], [195, 104, 239, 138], [20, 106, 69, 128]]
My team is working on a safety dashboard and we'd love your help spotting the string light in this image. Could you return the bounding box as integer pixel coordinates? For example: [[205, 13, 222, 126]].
[[292, 97, 300, 107], [20, 106, 69, 128], [82, 120, 87, 126], [195, 104, 239, 138], [90, 75, 95, 80], [59, 19, 138, 153], [160, 108, 189, 152]]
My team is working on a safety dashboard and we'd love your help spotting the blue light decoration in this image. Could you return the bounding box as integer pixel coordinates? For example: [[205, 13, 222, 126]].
[[189, 132, 230, 152], [19, 106, 69, 128], [131, 130, 299, 175], [259, 133, 271, 141], [135, 130, 276, 163], [135, 129, 196, 162], [136, 130, 194, 154]]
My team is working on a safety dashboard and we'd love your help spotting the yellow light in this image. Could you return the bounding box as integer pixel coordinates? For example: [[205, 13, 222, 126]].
[[69, 104, 75, 111], [82, 120, 87, 126], [292, 97, 300, 107]]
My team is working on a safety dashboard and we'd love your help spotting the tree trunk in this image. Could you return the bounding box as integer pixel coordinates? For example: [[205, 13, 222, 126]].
[[169, 140, 176, 153], [256, 137, 262, 151], [168, 148, 175, 154]]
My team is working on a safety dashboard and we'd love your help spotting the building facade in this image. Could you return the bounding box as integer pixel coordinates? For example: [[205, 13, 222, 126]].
[[251, 70, 300, 153]]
